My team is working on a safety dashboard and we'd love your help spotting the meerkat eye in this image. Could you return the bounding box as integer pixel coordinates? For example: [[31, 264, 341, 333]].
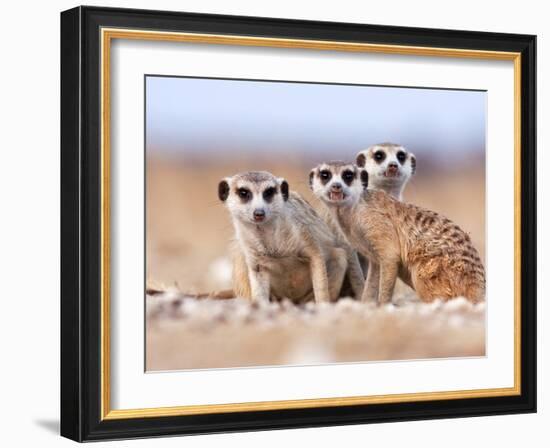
[[374, 150, 386, 162], [396, 151, 407, 163], [263, 186, 277, 201], [320, 170, 332, 181], [342, 170, 355, 184], [237, 188, 251, 201]]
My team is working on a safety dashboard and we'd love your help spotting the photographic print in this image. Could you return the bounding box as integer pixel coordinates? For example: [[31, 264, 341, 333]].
[[145, 75, 487, 371], [61, 7, 536, 440]]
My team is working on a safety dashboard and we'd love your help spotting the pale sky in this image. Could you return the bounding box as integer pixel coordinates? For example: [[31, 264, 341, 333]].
[[146, 75, 486, 163]]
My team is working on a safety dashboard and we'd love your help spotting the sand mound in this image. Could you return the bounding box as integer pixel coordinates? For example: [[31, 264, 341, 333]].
[[146, 292, 485, 371]]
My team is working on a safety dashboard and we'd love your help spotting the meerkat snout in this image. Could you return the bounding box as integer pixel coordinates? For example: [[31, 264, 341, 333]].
[[329, 181, 343, 200], [218, 171, 289, 225], [386, 161, 399, 175], [356, 143, 415, 200], [309, 161, 367, 205], [253, 208, 266, 222]]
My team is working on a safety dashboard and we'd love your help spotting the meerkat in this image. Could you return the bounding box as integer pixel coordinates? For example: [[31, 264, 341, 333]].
[[356, 143, 416, 200], [353, 144, 416, 290], [218, 171, 363, 304], [309, 162, 485, 304], [309, 144, 415, 296]]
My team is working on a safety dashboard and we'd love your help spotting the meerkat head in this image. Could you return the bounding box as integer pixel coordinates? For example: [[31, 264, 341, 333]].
[[355, 143, 416, 199], [218, 171, 289, 225], [309, 161, 367, 206]]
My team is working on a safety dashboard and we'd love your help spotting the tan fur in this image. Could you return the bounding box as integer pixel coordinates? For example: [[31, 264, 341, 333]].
[[219, 171, 353, 304], [314, 205, 365, 298], [310, 162, 485, 304], [351, 144, 415, 284]]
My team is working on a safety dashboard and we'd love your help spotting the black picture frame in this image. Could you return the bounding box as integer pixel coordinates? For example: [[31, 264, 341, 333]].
[[61, 5, 536, 442]]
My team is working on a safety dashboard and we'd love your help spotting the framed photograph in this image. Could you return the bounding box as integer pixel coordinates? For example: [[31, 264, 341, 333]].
[[61, 6, 536, 442]]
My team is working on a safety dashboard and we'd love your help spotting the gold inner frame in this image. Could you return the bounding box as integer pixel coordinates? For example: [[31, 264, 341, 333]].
[[100, 27, 522, 420]]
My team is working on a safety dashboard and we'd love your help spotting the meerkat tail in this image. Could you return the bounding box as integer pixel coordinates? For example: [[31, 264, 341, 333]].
[[145, 287, 237, 300], [195, 289, 236, 300], [145, 287, 164, 296]]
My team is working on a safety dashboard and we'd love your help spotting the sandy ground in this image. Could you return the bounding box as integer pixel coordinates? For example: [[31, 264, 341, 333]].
[[145, 157, 486, 371], [146, 292, 485, 371]]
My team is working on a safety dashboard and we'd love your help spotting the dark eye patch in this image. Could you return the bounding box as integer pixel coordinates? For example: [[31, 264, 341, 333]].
[[356, 153, 366, 167], [263, 186, 277, 202], [396, 151, 407, 164], [342, 170, 355, 186], [319, 170, 332, 184], [360, 170, 369, 190], [373, 150, 386, 163], [237, 187, 252, 202]]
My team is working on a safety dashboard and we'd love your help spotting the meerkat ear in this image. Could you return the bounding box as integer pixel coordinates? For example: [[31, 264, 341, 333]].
[[279, 179, 289, 201], [360, 170, 369, 190], [410, 154, 417, 175], [356, 153, 367, 168], [308, 170, 315, 189], [218, 179, 230, 201]]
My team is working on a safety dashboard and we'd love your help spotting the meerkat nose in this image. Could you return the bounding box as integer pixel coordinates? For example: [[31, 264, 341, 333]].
[[253, 209, 266, 221], [331, 183, 343, 191], [386, 163, 399, 176]]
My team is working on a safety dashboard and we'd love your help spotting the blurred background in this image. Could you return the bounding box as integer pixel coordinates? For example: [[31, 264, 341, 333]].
[[146, 75, 486, 294]]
